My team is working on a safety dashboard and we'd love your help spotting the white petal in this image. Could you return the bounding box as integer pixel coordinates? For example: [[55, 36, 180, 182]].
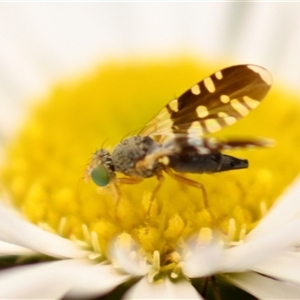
[[183, 217, 300, 277], [221, 218, 300, 272], [226, 271, 300, 299], [123, 277, 203, 300], [65, 262, 132, 299], [252, 251, 300, 285], [182, 242, 224, 278], [0, 203, 87, 258], [0, 240, 35, 256], [110, 238, 150, 276], [0, 258, 130, 299], [0, 259, 82, 299], [248, 175, 300, 241]]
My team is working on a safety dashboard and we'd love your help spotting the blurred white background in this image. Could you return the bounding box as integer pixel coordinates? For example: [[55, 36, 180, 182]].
[[1, 2, 300, 138]]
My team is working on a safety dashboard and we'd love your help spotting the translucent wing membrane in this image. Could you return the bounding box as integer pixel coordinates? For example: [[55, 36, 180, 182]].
[[140, 65, 272, 139]]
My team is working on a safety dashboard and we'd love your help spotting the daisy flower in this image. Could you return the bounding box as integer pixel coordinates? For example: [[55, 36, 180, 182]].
[[2, 2, 300, 300], [1, 59, 300, 299]]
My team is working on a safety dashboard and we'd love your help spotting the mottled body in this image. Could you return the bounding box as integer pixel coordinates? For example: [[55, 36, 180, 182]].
[[112, 136, 162, 178], [108, 135, 249, 180]]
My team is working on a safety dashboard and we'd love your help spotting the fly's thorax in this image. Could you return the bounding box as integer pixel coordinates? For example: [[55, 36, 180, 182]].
[[111, 136, 162, 178], [88, 149, 115, 186]]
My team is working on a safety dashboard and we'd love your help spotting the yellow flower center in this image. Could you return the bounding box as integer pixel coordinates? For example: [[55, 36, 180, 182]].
[[1, 58, 300, 270]]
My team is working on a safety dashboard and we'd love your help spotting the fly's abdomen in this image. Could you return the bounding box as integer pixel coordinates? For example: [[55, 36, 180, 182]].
[[168, 150, 248, 174]]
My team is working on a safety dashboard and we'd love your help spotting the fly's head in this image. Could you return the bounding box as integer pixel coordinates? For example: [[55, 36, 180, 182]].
[[86, 149, 115, 187]]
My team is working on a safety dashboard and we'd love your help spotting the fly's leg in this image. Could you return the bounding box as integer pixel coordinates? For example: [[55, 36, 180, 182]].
[[115, 176, 144, 185], [114, 176, 144, 204], [112, 177, 143, 219], [146, 172, 164, 218], [164, 168, 221, 231], [114, 174, 164, 222], [164, 168, 208, 209]]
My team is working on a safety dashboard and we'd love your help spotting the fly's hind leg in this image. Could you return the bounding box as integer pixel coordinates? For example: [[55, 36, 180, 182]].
[[164, 168, 221, 230], [146, 172, 164, 218]]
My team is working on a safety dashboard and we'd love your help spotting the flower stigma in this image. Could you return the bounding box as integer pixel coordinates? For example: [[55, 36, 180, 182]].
[[1, 59, 300, 282]]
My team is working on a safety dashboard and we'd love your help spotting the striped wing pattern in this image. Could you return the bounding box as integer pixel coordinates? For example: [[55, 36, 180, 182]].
[[140, 65, 272, 139]]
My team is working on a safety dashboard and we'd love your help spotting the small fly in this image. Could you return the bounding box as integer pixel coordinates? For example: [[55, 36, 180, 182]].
[[86, 65, 272, 212]]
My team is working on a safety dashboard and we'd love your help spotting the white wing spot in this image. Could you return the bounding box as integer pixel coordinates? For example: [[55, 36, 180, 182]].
[[230, 99, 249, 116], [217, 112, 228, 118], [218, 112, 237, 125], [188, 137, 204, 147], [220, 95, 230, 103], [191, 84, 201, 95], [224, 116, 237, 125], [169, 99, 179, 112], [188, 121, 204, 136], [204, 119, 222, 132], [204, 77, 216, 93], [198, 148, 211, 155], [215, 71, 223, 80], [243, 96, 260, 109], [196, 105, 209, 118], [247, 65, 272, 85], [207, 138, 219, 149]]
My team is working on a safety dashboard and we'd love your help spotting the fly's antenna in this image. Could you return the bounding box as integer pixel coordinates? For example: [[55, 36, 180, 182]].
[[121, 130, 136, 141], [100, 138, 110, 149]]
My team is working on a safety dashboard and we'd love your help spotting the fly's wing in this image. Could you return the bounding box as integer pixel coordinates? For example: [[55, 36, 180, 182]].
[[162, 136, 274, 155], [139, 65, 272, 141]]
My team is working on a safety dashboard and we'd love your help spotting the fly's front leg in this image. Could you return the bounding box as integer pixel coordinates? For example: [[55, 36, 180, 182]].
[[114, 176, 144, 203], [115, 177, 144, 185], [146, 172, 164, 218], [111, 177, 144, 221]]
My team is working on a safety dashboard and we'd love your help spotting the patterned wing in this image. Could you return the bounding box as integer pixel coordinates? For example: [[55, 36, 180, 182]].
[[140, 65, 272, 139], [162, 136, 274, 155]]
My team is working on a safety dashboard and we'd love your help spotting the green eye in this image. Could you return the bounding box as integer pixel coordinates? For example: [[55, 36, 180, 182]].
[[91, 165, 110, 187]]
